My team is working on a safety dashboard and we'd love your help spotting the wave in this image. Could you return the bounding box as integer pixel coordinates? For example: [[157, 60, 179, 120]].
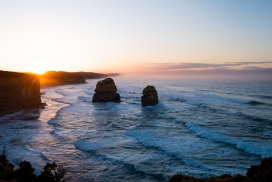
[[47, 118, 58, 125], [189, 92, 269, 106], [78, 96, 92, 103], [126, 129, 234, 175], [0, 111, 23, 123], [250, 95, 272, 99], [75, 138, 129, 152], [263, 131, 272, 137], [235, 112, 272, 123], [168, 98, 187, 103], [75, 139, 168, 181], [248, 100, 265, 105], [75, 134, 225, 178], [185, 122, 272, 158], [190, 101, 271, 124]]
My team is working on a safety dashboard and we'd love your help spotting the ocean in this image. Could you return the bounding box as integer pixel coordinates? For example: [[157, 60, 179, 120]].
[[0, 76, 272, 181]]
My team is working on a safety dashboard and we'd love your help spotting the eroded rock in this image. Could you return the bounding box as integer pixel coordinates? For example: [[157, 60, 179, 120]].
[[92, 78, 120, 102], [141, 85, 158, 106]]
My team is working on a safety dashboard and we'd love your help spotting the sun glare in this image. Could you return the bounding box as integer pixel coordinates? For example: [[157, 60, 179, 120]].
[[29, 61, 50, 74]]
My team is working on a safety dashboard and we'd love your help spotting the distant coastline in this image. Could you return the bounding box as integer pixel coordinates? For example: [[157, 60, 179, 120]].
[[32, 71, 120, 88], [0, 70, 120, 116]]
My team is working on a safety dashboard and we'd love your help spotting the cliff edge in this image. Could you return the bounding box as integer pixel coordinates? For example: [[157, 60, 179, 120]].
[[0, 71, 44, 116]]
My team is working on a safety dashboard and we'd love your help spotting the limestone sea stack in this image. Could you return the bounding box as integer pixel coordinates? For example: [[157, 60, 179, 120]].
[[92, 78, 120, 102], [141, 85, 158, 106]]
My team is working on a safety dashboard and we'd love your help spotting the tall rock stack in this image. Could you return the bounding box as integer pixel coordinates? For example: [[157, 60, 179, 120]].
[[92, 78, 120, 102], [141, 85, 158, 106]]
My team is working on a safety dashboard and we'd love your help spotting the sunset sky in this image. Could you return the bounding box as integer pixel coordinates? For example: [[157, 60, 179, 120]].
[[0, 0, 272, 79]]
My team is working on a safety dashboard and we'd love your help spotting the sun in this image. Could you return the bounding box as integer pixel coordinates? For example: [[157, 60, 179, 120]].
[[29, 61, 50, 74]]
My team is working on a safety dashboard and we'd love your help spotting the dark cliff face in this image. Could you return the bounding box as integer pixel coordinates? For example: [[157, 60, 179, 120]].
[[0, 71, 43, 116]]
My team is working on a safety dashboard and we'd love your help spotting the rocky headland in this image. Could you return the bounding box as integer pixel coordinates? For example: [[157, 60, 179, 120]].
[[71, 72, 120, 79], [36, 71, 120, 87], [38, 71, 86, 87], [0, 71, 45, 116], [92, 78, 120, 102]]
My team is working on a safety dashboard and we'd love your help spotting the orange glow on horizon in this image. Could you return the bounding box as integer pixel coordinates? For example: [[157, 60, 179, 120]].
[[28, 61, 51, 75]]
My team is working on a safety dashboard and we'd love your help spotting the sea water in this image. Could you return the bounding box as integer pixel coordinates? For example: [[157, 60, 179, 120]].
[[0, 76, 272, 181]]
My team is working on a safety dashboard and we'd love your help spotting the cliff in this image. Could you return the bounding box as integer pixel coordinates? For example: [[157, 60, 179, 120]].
[[0, 71, 44, 116], [70, 72, 120, 79], [71, 72, 109, 79], [37, 71, 120, 87], [38, 71, 86, 87]]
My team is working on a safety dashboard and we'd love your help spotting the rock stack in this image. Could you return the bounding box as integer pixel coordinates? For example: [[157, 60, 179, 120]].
[[92, 78, 120, 102], [141, 85, 158, 106]]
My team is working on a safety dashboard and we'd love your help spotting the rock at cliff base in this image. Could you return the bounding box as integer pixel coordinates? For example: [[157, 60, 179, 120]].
[[141, 85, 158, 106], [92, 78, 120, 102]]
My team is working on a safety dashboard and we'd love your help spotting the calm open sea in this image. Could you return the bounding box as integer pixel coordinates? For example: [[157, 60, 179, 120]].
[[1, 76, 272, 181]]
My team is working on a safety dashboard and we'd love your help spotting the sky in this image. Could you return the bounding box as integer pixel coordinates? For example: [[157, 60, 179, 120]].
[[0, 0, 272, 80]]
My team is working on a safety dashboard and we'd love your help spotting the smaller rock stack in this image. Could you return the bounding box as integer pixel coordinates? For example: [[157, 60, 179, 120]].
[[92, 78, 120, 102], [141, 85, 158, 106]]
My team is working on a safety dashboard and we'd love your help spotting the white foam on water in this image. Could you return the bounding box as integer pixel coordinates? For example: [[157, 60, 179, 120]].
[[74, 132, 219, 178], [185, 122, 272, 158], [125, 128, 230, 174], [0, 111, 24, 123], [78, 96, 92, 103]]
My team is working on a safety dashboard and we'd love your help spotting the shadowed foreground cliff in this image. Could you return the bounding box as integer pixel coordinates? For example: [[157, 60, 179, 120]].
[[0, 71, 44, 116]]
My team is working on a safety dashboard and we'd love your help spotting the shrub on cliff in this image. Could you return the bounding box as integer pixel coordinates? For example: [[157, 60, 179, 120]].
[[16, 161, 37, 182], [0, 147, 66, 182], [0, 146, 14, 170], [38, 162, 66, 182], [246, 157, 272, 182]]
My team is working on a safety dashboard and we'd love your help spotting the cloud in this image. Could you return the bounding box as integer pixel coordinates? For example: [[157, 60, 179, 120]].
[[130, 61, 272, 81], [143, 62, 272, 70]]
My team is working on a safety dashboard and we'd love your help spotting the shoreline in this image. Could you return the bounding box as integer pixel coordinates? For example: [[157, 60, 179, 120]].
[[0, 103, 46, 117]]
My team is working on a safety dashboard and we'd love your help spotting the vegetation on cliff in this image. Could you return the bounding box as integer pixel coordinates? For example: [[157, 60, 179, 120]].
[[0, 147, 66, 182]]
